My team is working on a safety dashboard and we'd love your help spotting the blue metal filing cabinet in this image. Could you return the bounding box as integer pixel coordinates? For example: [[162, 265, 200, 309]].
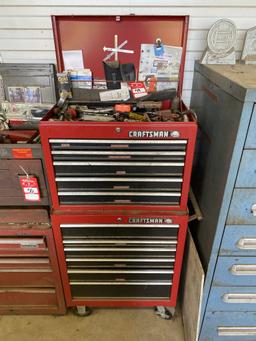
[[191, 61, 256, 341]]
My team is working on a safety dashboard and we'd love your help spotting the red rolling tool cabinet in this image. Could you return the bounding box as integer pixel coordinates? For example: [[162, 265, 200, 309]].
[[40, 15, 197, 319], [0, 209, 66, 315]]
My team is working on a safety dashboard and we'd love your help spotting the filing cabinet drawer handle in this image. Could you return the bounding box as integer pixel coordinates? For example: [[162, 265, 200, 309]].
[[237, 238, 256, 249], [218, 327, 256, 336], [251, 204, 256, 216], [230, 264, 256, 275], [223, 293, 256, 303]]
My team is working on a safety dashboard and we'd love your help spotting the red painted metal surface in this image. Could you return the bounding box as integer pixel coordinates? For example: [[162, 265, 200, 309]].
[[52, 15, 189, 94], [51, 211, 188, 308], [0, 226, 66, 314], [40, 118, 197, 212]]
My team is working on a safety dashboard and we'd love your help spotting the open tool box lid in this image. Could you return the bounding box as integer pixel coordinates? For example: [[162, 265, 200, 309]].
[[52, 15, 189, 97]]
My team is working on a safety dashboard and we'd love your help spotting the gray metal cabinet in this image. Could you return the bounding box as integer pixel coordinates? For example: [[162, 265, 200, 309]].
[[191, 61, 256, 340]]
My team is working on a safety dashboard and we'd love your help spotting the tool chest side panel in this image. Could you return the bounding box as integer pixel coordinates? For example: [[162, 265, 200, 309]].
[[191, 65, 248, 269]]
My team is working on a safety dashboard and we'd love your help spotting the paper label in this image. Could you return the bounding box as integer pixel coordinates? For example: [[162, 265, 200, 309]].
[[100, 88, 130, 102], [12, 148, 33, 159], [129, 82, 148, 98], [20, 177, 41, 202]]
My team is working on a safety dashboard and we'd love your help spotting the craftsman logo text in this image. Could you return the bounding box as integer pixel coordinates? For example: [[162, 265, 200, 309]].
[[128, 130, 171, 138], [128, 218, 173, 224]]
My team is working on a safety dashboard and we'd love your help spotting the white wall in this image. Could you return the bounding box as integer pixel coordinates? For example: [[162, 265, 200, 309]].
[[0, 0, 256, 105]]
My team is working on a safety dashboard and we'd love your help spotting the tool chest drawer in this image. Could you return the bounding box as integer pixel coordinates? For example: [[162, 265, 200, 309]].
[[0, 268, 55, 287], [70, 281, 171, 299], [52, 212, 187, 305], [61, 223, 179, 238], [207, 286, 256, 312], [220, 225, 256, 256], [0, 159, 49, 206], [213, 256, 256, 287], [200, 311, 256, 341], [0, 236, 48, 257], [227, 189, 256, 225]]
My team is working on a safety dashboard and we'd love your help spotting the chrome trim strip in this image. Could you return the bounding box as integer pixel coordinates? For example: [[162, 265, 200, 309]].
[[61, 224, 179, 228], [53, 161, 184, 166], [65, 257, 175, 262], [70, 281, 172, 285], [68, 269, 174, 274], [64, 247, 176, 251], [52, 150, 186, 156], [63, 240, 177, 245], [56, 177, 183, 182], [50, 139, 187, 144], [58, 191, 181, 197]]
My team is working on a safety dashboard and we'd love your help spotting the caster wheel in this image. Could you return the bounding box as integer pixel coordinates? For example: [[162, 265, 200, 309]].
[[72, 306, 92, 317], [154, 306, 174, 320]]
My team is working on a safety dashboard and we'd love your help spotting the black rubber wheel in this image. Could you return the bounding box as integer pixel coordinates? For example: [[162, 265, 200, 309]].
[[72, 306, 92, 317], [154, 306, 172, 320]]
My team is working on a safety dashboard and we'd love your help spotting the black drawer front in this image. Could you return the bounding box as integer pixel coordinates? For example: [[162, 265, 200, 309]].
[[64, 248, 176, 257], [70, 281, 171, 298], [58, 193, 180, 205], [61, 224, 179, 238], [50, 139, 187, 152], [56, 177, 183, 191], [66, 256, 175, 268], [50, 139, 187, 206], [68, 269, 173, 281], [54, 163, 184, 176]]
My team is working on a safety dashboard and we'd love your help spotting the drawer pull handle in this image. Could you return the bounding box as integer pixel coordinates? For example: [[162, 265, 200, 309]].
[[230, 264, 256, 275], [251, 204, 256, 216], [223, 293, 256, 303], [237, 238, 256, 249], [218, 327, 256, 336]]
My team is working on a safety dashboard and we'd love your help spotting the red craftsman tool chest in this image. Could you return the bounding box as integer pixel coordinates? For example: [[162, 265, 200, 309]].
[[0, 209, 65, 314], [40, 15, 197, 212], [40, 15, 196, 318], [52, 211, 187, 312]]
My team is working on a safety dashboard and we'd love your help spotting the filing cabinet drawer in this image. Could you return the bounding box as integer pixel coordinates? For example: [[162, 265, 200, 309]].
[[245, 105, 256, 148], [213, 256, 256, 287], [201, 311, 256, 341], [227, 189, 256, 225], [220, 225, 256, 256], [207, 286, 256, 312], [236, 150, 256, 187]]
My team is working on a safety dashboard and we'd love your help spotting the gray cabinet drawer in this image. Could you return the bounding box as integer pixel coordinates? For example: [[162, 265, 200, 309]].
[[200, 311, 256, 341], [207, 286, 256, 312], [245, 105, 256, 148], [227, 189, 256, 225], [236, 150, 256, 187], [213, 256, 256, 287], [220, 225, 256, 256]]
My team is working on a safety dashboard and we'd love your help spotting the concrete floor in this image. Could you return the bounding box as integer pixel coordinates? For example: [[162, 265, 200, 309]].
[[0, 307, 185, 341]]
